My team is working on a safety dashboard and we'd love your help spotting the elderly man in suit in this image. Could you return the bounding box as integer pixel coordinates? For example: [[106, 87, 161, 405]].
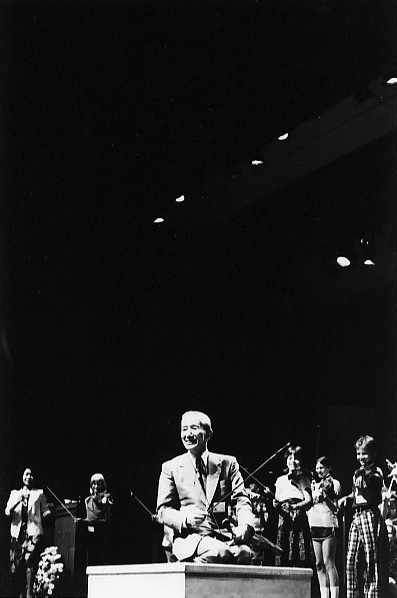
[[156, 410, 255, 564]]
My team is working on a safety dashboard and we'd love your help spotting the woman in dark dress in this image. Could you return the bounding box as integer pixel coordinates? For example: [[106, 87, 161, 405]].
[[273, 446, 313, 567], [84, 473, 114, 565]]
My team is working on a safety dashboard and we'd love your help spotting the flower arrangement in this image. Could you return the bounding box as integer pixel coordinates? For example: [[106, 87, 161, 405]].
[[33, 546, 64, 597]]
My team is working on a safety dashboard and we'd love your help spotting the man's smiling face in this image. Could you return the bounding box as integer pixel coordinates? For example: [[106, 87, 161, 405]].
[[181, 412, 208, 457]]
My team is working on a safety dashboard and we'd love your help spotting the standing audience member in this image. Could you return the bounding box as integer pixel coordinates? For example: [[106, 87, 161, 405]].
[[339, 435, 389, 598], [156, 410, 255, 564], [308, 456, 341, 598], [5, 467, 51, 598], [273, 445, 313, 567]]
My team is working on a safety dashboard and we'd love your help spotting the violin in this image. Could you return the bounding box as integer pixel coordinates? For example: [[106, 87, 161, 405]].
[[312, 475, 335, 503], [354, 463, 377, 489], [288, 466, 311, 485], [93, 492, 113, 506], [355, 462, 376, 477], [217, 519, 283, 555], [288, 467, 303, 484]]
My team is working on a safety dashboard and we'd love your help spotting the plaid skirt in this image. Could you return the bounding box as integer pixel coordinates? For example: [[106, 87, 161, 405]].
[[275, 509, 314, 567]]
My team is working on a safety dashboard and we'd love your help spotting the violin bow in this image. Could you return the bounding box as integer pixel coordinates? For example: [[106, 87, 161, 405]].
[[239, 465, 275, 499], [315, 424, 321, 462]]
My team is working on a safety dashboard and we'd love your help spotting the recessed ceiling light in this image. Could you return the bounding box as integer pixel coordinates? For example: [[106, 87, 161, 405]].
[[175, 195, 185, 202], [363, 259, 375, 266], [278, 133, 289, 141], [336, 256, 350, 268], [386, 77, 397, 85], [251, 160, 263, 166], [154, 218, 164, 223]]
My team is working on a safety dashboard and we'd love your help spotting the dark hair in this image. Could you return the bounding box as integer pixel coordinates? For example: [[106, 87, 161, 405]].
[[284, 445, 303, 461], [21, 467, 35, 488], [355, 435, 376, 456], [316, 456, 332, 469]]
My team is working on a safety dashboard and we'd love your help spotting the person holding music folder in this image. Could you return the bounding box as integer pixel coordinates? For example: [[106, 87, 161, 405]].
[[308, 456, 341, 598], [156, 410, 255, 563], [338, 435, 389, 598], [5, 467, 51, 598], [273, 445, 313, 567]]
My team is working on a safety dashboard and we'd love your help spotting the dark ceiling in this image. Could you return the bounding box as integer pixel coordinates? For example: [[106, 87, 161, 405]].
[[2, 0, 395, 216]]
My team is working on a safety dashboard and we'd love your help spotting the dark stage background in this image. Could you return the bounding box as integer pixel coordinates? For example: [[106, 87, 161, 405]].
[[0, 0, 396, 568]]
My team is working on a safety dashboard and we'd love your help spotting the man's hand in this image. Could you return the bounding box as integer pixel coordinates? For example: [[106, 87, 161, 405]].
[[233, 524, 254, 544], [185, 509, 207, 529]]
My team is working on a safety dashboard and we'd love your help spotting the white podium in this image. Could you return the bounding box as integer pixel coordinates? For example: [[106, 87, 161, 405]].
[[87, 562, 312, 598]]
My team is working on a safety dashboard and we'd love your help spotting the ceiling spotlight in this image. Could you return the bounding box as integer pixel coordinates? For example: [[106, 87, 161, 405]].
[[386, 77, 397, 86], [175, 195, 185, 202], [154, 218, 164, 223], [277, 133, 289, 141], [336, 256, 351, 268], [251, 160, 263, 166]]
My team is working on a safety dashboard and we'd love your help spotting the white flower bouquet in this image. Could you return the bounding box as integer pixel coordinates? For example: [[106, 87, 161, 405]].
[[33, 546, 64, 597]]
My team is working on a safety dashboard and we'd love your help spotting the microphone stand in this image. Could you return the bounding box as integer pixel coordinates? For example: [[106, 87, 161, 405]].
[[46, 486, 79, 522], [130, 491, 158, 522]]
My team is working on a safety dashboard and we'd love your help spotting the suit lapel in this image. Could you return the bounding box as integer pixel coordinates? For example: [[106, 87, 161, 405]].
[[179, 453, 197, 488], [206, 453, 221, 504], [179, 453, 208, 503]]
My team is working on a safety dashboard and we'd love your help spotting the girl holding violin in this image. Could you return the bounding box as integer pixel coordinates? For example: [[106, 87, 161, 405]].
[[85, 473, 113, 522], [273, 445, 313, 567], [308, 456, 341, 598]]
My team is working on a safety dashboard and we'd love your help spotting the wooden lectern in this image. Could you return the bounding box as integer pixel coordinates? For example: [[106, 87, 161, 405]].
[[53, 504, 88, 598]]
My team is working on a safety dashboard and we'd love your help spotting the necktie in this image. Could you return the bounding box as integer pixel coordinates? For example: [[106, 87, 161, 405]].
[[196, 457, 207, 492]]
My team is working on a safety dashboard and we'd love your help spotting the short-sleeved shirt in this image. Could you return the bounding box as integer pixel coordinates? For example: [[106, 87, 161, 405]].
[[307, 477, 341, 528], [275, 474, 311, 502]]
